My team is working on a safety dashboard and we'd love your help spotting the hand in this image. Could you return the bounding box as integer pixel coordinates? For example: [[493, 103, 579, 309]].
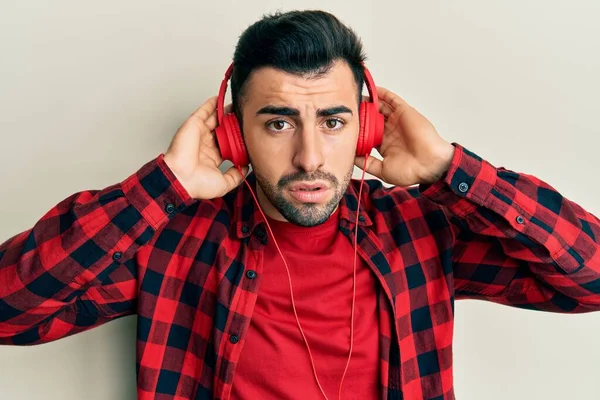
[[164, 96, 248, 200], [355, 87, 456, 187]]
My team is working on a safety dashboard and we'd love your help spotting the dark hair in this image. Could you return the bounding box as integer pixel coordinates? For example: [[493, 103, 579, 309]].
[[231, 10, 367, 124]]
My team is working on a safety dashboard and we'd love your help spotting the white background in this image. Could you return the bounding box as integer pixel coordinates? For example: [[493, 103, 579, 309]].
[[1, 1, 599, 399]]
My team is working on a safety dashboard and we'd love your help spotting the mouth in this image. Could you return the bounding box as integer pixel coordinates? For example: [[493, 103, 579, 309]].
[[287, 182, 331, 203], [289, 182, 327, 191]]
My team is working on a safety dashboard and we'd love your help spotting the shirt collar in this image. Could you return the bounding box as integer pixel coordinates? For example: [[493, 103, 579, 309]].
[[233, 172, 373, 239]]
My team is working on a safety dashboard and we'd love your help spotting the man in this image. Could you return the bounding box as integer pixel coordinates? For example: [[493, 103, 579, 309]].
[[0, 9, 598, 400]]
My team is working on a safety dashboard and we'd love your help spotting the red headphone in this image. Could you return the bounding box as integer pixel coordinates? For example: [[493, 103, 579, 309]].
[[215, 62, 385, 166]]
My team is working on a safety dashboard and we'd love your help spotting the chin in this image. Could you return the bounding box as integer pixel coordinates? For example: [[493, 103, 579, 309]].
[[277, 199, 337, 227]]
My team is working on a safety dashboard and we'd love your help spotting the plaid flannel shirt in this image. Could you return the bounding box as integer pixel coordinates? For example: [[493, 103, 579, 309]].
[[1, 143, 599, 400]]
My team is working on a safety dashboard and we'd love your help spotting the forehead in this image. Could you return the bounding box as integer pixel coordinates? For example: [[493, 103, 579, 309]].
[[242, 61, 359, 111]]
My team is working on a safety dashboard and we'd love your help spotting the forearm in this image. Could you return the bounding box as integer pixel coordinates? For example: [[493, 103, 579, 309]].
[[422, 144, 600, 309], [0, 154, 194, 343]]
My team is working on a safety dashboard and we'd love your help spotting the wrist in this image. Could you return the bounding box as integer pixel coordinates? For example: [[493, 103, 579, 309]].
[[422, 142, 455, 185], [163, 153, 193, 197]]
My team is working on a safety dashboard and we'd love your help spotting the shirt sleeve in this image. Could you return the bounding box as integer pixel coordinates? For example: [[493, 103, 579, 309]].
[[420, 143, 600, 312], [0, 154, 195, 344]]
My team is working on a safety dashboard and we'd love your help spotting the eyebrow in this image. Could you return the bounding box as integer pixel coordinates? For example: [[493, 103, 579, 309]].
[[255, 105, 353, 117]]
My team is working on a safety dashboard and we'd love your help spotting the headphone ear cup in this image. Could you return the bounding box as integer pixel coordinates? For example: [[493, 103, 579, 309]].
[[357, 101, 368, 156], [224, 114, 249, 167], [214, 114, 249, 168], [356, 101, 384, 157]]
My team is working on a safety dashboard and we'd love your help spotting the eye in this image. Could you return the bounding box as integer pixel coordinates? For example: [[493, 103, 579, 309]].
[[266, 120, 292, 132], [323, 118, 345, 130]]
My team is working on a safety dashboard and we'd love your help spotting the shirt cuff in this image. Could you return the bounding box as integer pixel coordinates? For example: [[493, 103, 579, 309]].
[[121, 154, 195, 231], [419, 143, 498, 218]]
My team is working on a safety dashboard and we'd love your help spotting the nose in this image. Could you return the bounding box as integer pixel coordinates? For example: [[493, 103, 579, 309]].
[[291, 126, 325, 173]]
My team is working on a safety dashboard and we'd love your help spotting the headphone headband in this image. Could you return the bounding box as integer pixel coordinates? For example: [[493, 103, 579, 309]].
[[360, 62, 379, 106], [217, 63, 234, 125]]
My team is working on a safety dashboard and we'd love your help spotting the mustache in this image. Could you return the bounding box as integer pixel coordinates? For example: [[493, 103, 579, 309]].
[[277, 170, 339, 189]]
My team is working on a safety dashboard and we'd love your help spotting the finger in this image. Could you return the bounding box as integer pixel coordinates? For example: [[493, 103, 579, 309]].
[[377, 87, 415, 120], [222, 165, 248, 194], [376, 86, 409, 109], [200, 111, 225, 165], [377, 100, 395, 119], [354, 155, 383, 179], [190, 96, 218, 120], [174, 108, 217, 150], [204, 109, 219, 132], [361, 94, 394, 119]]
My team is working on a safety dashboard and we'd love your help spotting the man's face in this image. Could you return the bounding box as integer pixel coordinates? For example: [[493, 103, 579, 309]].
[[241, 60, 360, 227]]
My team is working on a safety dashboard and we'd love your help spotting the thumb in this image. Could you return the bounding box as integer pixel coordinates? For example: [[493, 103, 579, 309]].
[[222, 165, 249, 194], [354, 155, 383, 180]]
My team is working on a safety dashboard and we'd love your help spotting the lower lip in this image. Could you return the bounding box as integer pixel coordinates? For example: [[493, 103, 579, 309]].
[[288, 188, 330, 203]]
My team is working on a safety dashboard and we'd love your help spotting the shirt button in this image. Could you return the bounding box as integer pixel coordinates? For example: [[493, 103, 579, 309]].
[[256, 228, 266, 239], [358, 215, 366, 222], [246, 270, 257, 279], [458, 182, 469, 193], [241, 226, 249, 234], [230, 335, 240, 344], [165, 203, 176, 214], [516, 215, 525, 224], [112, 252, 122, 261]]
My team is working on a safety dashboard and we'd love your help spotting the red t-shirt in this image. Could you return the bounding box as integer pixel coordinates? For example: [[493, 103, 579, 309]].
[[230, 208, 380, 399]]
